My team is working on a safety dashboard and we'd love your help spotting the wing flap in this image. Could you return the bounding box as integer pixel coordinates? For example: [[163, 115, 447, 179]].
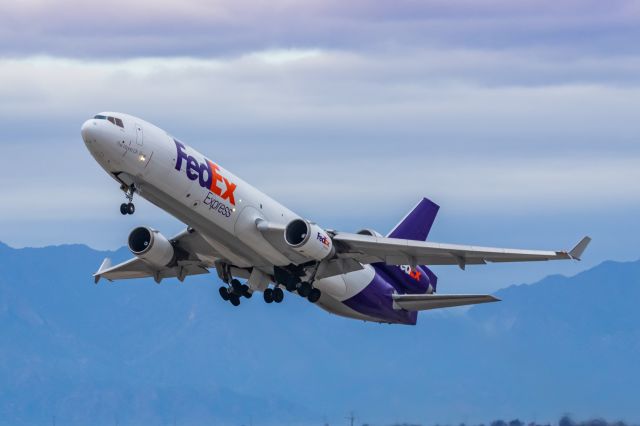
[[392, 293, 500, 311]]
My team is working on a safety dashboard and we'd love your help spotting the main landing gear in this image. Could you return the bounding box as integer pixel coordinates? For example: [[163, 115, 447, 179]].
[[120, 184, 136, 215], [291, 281, 321, 303], [216, 275, 320, 306], [263, 287, 284, 304], [218, 279, 252, 306], [280, 279, 321, 303]]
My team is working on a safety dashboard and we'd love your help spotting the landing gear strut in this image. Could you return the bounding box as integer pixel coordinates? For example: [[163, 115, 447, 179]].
[[120, 184, 136, 215]]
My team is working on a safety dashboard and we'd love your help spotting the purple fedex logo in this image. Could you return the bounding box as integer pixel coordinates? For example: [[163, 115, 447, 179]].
[[174, 140, 237, 205], [317, 232, 330, 247]]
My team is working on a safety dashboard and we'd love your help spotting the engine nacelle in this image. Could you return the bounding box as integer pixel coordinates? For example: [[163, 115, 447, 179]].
[[128, 226, 175, 267], [284, 219, 334, 261], [356, 228, 383, 238]]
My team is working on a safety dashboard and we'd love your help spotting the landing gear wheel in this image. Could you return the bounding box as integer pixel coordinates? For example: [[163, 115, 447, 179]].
[[298, 281, 311, 298], [218, 286, 230, 301], [307, 288, 321, 303], [230, 279, 242, 296], [285, 281, 297, 292], [120, 203, 128, 215], [272, 287, 284, 303], [126, 203, 135, 215], [263, 288, 274, 303], [241, 284, 252, 298], [229, 294, 241, 306]]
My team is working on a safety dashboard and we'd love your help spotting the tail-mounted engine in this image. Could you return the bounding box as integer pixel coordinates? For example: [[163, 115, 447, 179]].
[[356, 228, 383, 237], [284, 219, 334, 261], [128, 226, 175, 267]]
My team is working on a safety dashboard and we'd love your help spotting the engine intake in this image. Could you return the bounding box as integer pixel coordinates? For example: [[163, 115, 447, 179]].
[[284, 219, 334, 261], [128, 226, 175, 267]]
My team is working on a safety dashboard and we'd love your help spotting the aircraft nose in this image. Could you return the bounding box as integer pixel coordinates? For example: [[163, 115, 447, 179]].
[[81, 119, 97, 144]]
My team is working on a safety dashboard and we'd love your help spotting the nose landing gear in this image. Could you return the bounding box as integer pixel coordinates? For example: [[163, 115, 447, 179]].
[[119, 184, 136, 215], [120, 203, 135, 215]]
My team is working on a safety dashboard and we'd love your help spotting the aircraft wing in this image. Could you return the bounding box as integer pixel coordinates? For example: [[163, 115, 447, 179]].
[[93, 228, 219, 283], [332, 233, 591, 270], [392, 293, 500, 311]]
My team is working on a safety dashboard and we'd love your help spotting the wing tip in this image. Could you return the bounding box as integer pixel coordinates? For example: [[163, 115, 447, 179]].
[[569, 236, 592, 261], [93, 258, 113, 284]]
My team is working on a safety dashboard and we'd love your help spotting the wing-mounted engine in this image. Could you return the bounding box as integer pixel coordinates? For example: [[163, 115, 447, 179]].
[[284, 219, 335, 261], [128, 226, 175, 267]]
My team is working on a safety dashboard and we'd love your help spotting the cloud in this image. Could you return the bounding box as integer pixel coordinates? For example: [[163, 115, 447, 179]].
[[1, 0, 640, 58], [0, 53, 638, 212]]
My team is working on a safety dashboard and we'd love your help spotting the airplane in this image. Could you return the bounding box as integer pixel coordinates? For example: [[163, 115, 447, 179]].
[[82, 112, 591, 325]]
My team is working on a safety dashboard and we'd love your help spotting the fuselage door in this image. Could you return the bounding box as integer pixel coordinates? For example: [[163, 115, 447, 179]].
[[135, 123, 144, 146]]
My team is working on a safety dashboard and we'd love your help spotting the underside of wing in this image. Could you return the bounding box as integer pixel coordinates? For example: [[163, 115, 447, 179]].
[[392, 293, 500, 311], [94, 257, 210, 283], [93, 227, 220, 283], [332, 233, 591, 270]]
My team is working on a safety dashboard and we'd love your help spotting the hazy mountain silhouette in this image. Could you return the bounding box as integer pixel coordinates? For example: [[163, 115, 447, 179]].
[[0, 242, 638, 425]]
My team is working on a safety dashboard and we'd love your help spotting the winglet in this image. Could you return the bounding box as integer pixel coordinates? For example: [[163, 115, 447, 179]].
[[569, 236, 591, 261], [94, 258, 113, 284]]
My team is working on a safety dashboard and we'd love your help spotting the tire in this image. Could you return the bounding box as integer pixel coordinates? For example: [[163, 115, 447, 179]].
[[230, 279, 242, 295], [308, 288, 321, 303], [218, 286, 230, 301], [263, 288, 274, 303], [298, 281, 311, 298], [120, 203, 128, 215], [229, 294, 241, 306], [127, 203, 135, 215], [241, 284, 252, 298], [272, 287, 284, 303], [285, 281, 297, 292]]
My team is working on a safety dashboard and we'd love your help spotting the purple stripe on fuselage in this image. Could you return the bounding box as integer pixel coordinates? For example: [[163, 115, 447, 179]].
[[342, 271, 418, 325]]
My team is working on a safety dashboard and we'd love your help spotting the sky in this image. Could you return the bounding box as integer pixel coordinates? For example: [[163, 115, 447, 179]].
[[0, 0, 639, 292]]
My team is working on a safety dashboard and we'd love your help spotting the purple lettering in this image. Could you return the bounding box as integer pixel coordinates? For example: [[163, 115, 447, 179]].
[[199, 161, 212, 189], [174, 140, 188, 171], [186, 156, 199, 181]]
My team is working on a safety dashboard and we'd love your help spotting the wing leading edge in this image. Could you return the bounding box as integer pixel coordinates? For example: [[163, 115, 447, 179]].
[[333, 233, 591, 270]]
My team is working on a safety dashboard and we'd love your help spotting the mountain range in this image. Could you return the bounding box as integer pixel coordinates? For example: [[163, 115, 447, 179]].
[[0, 242, 638, 426]]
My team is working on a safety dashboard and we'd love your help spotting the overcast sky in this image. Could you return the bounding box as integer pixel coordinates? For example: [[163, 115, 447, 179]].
[[1, 0, 638, 292]]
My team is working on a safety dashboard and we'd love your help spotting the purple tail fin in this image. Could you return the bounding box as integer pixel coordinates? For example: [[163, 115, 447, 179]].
[[387, 197, 440, 241], [375, 198, 440, 295]]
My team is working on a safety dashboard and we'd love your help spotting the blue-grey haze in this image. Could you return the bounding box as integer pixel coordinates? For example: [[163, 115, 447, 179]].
[[0, 242, 638, 425]]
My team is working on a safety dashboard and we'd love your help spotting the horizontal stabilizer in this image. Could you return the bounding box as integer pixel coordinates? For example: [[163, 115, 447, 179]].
[[392, 293, 500, 311]]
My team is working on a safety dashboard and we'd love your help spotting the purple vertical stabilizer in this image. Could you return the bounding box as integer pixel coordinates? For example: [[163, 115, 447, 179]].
[[343, 197, 442, 324], [387, 197, 440, 241], [380, 197, 440, 294]]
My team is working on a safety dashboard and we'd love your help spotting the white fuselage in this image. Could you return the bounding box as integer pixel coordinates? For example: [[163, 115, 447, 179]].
[[82, 112, 378, 322]]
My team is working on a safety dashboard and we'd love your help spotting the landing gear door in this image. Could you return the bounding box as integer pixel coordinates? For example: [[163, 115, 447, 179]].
[[135, 123, 143, 146]]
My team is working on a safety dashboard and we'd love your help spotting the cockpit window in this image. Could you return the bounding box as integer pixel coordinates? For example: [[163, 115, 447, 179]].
[[95, 114, 124, 128]]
